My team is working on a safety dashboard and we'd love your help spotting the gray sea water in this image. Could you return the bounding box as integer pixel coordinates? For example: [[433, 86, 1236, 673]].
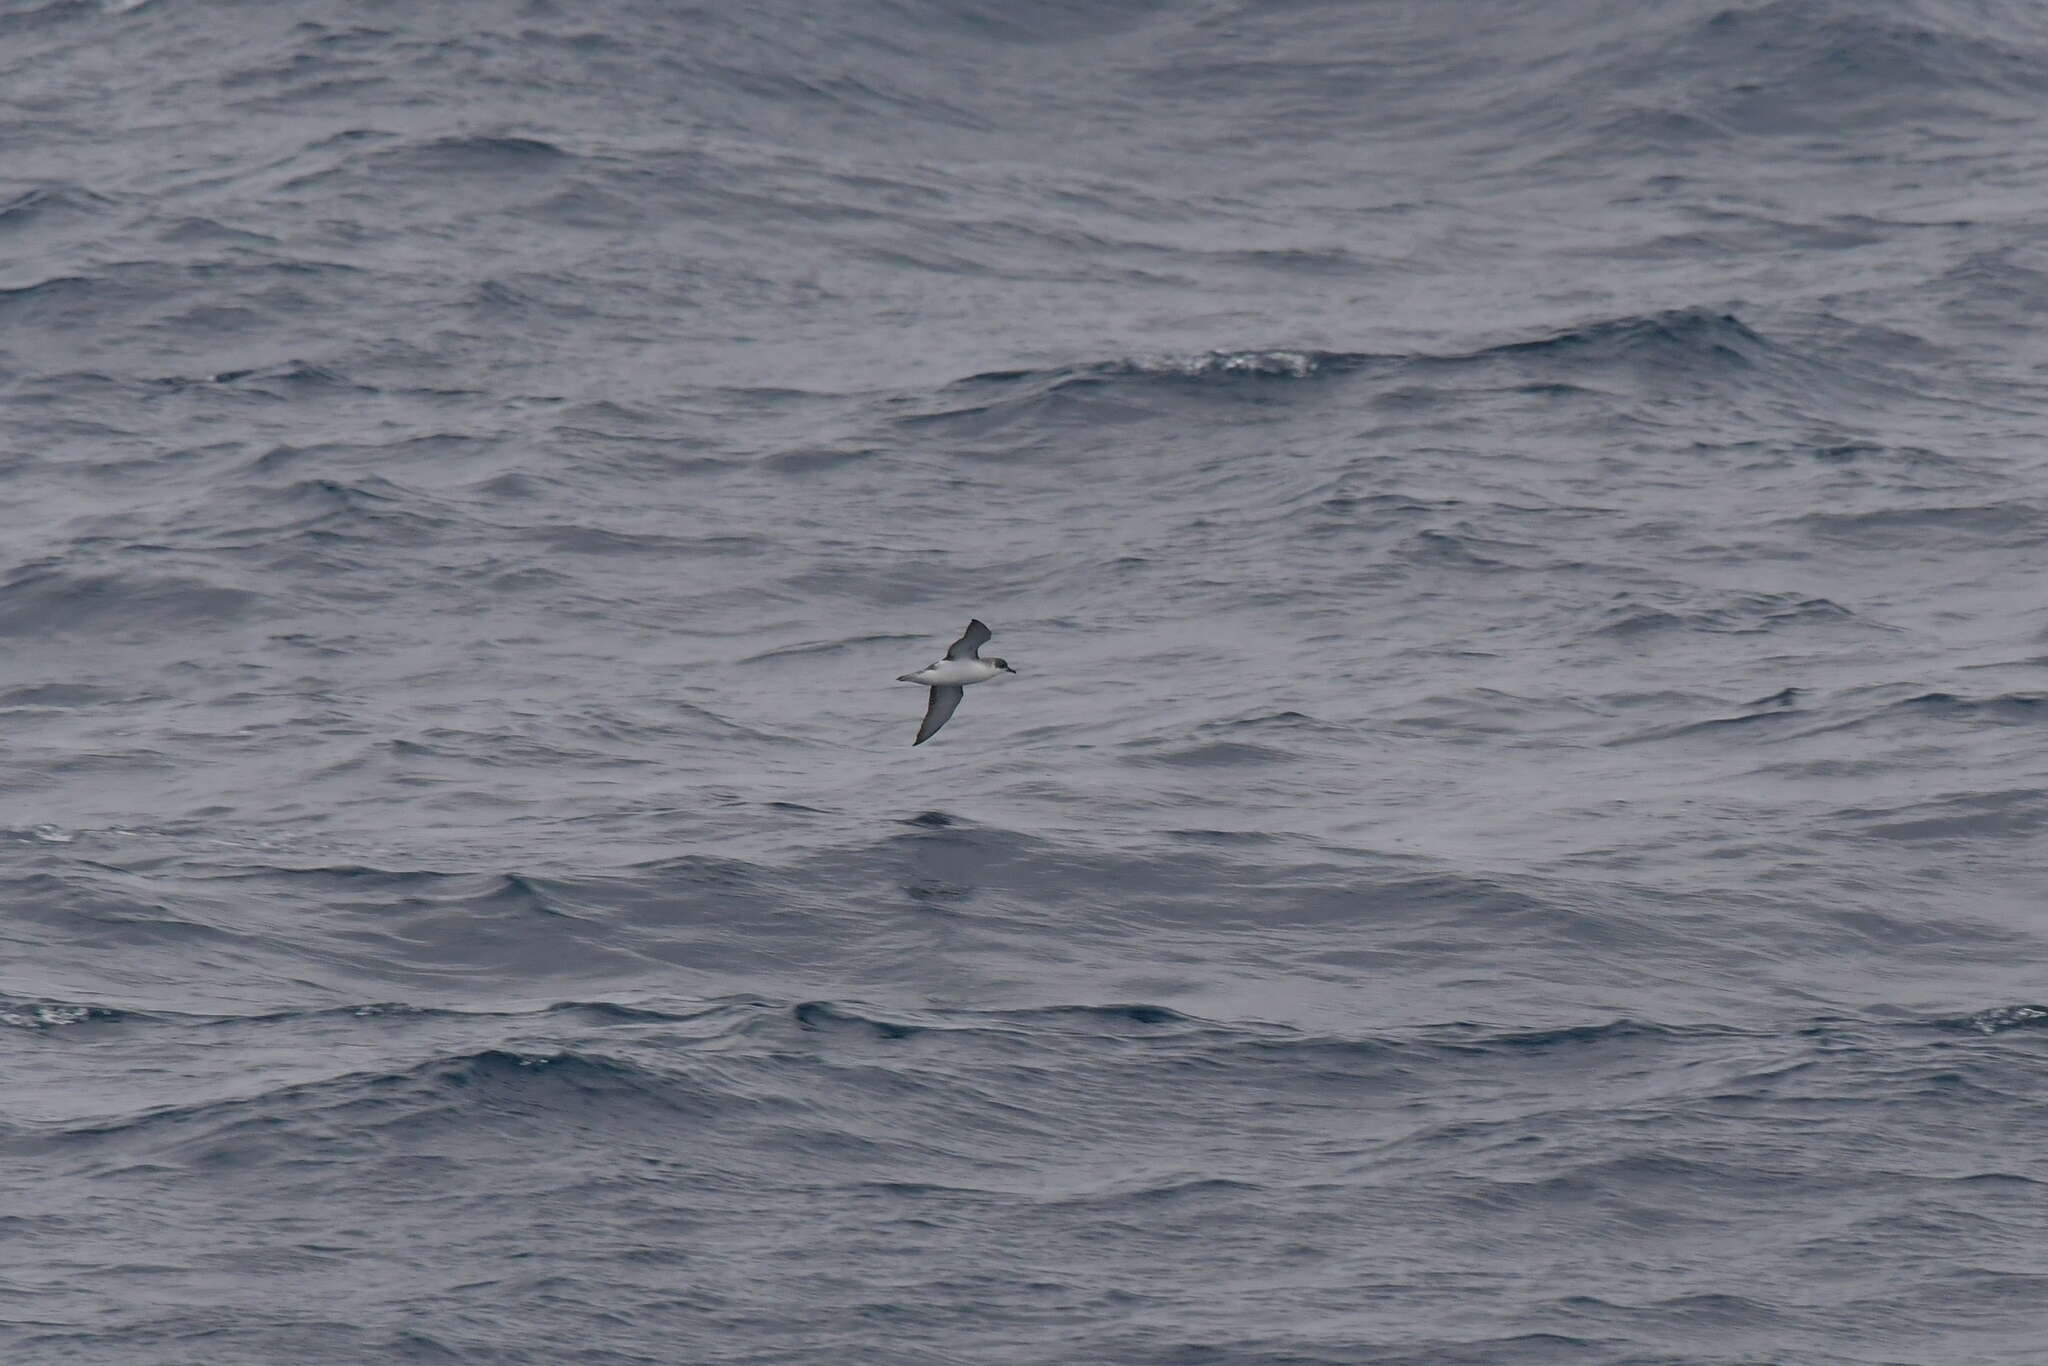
[[6, 1, 2048, 1362]]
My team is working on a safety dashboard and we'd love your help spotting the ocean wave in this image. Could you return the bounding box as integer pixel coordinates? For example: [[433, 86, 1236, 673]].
[[0, 566, 267, 639], [908, 309, 1856, 441], [0, 999, 122, 1030]]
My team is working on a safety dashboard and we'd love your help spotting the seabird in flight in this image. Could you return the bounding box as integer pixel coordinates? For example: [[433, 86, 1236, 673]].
[[896, 619, 1017, 745]]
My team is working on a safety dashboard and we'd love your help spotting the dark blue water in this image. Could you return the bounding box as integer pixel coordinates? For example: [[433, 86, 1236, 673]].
[[6, 1, 2048, 1361]]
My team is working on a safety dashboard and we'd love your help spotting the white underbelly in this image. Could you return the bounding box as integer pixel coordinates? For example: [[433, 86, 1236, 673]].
[[914, 660, 995, 685]]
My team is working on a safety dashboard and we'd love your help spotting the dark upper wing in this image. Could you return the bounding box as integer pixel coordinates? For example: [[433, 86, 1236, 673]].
[[945, 619, 993, 660], [913, 685, 965, 745]]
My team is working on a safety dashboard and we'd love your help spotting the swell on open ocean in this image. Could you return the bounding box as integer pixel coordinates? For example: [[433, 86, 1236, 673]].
[[5, 1, 2048, 1362]]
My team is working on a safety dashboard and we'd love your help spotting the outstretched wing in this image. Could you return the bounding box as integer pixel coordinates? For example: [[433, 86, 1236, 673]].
[[914, 685, 965, 745], [945, 619, 993, 660]]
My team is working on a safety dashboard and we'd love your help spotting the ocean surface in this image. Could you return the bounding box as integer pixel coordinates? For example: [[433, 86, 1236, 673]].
[[5, 1, 2048, 1362]]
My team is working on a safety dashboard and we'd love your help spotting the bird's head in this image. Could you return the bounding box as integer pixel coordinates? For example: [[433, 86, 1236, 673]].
[[991, 658, 1017, 674]]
